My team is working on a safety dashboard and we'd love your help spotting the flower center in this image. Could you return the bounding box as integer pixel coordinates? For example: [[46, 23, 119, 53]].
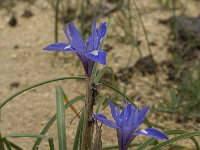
[[141, 129, 148, 134], [64, 45, 71, 50], [91, 50, 99, 56]]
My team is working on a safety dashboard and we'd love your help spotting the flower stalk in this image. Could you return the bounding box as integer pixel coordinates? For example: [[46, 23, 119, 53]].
[[43, 20, 107, 150], [81, 76, 96, 150]]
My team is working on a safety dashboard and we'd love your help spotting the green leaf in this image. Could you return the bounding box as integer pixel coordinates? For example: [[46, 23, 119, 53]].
[[61, 87, 80, 117], [95, 95, 107, 113], [92, 63, 98, 77], [166, 130, 200, 149], [102, 143, 139, 150], [7, 141, 23, 150], [0, 76, 151, 130], [32, 95, 85, 150], [6, 133, 52, 139], [138, 130, 200, 150], [5, 134, 54, 149], [0, 136, 5, 150], [137, 138, 157, 150], [56, 86, 67, 150], [94, 67, 108, 84], [0, 76, 85, 109], [3, 138, 12, 150], [48, 137, 55, 150], [101, 82, 138, 107], [149, 130, 200, 150], [73, 112, 84, 150]]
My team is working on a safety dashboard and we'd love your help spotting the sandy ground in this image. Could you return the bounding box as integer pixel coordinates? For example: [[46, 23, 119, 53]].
[[0, 0, 200, 149]]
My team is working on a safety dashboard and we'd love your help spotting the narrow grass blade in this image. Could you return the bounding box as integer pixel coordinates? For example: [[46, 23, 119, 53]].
[[137, 138, 157, 150], [0, 132, 5, 150], [138, 129, 200, 150], [149, 131, 200, 150], [61, 87, 80, 118], [73, 112, 84, 150], [32, 95, 85, 150], [7, 141, 23, 150], [3, 138, 12, 150], [92, 63, 98, 77], [5, 134, 54, 149], [166, 130, 200, 149], [0, 76, 85, 109], [48, 137, 55, 150], [0, 76, 152, 129], [95, 95, 107, 113], [103, 143, 139, 150], [6, 133, 52, 139], [56, 86, 67, 150], [94, 67, 108, 84], [101, 82, 137, 106]]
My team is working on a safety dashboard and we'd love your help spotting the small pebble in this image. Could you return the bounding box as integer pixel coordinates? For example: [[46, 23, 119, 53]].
[[8, 15, 17, 27], [14, 45, 19, 49], [22, 9, 34, 18], [10, 81, 20, 88]]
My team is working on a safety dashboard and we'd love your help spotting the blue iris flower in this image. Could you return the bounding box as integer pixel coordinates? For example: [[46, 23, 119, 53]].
[[93, 101, 168, 150], [43, 21, 107, 77]]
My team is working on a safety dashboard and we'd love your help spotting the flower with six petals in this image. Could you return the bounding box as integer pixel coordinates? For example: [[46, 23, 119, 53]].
[[93, 101, 168, 150], [43, 21, 107, 77]]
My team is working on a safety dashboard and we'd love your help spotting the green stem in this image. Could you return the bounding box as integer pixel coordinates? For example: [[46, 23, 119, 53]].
[[81, 77, 95, 150]]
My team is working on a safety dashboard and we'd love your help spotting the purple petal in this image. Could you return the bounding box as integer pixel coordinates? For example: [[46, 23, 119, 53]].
[[43, 43, 75, 52], [127, 106, 137, 129], [97, 22, 107, 43], [137, 106, 150, 125], [93, 114, 118, 128], [134, 128, 169, 140], [63, 27, 71, 44], [68, 23, 85, 51], [118, 104, 132, 121], [92, 21, 98, 49], [109, 101, 119, 122], [85, 50, 106, 65], [86, 21, 98, 51], [116, 106, 121, 117]]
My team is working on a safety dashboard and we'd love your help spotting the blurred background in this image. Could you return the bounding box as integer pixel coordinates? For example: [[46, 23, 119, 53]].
[[0, 0, 200, 149]]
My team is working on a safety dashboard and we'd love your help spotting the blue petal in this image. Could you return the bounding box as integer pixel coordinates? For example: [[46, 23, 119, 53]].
[[118, 104, 132, 121], [116, 106, 121, 117], [109, 101, 119, 122], [97, 22, 107, 43], [134, 128, 169, 140], [137, 106, 149, 126], [85, 50, 106, 65], [93, 114, 118, 128], [43, 43, 75, 52], [68, 23, 85, 51], [86, 21, 98, 51], [92, 20, 98, 49], [63, 27, 71, 44], [127, 106, 137, 129]]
